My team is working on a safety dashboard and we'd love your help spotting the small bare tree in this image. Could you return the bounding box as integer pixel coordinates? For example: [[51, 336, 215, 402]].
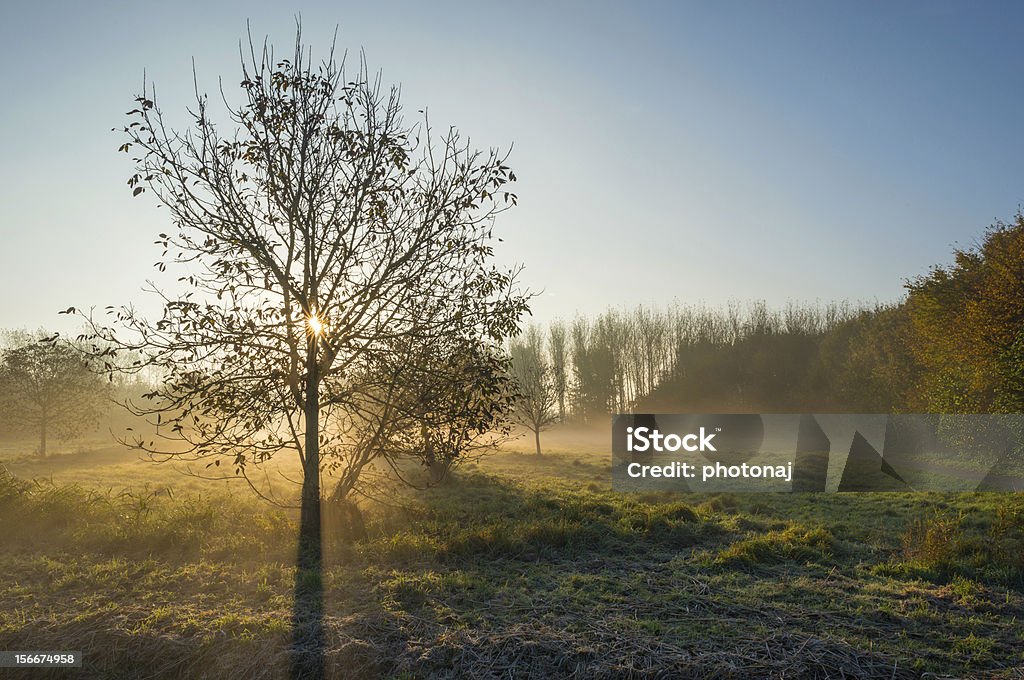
[[0, 331, 109, 456], [510, 325, 557, 455]]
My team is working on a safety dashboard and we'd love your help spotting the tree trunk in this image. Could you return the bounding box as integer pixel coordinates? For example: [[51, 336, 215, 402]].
[[298, 346, 321, 569], [292, 336, 324, 680], [39, 415, 47, 458], [534, 427, 541, 456], [324, 486, 369, 544], [342, 500, 368, 543], [428, 459, 449, 484]]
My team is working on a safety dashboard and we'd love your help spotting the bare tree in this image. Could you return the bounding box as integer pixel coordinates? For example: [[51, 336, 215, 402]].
[[0, 331, 109, 456], [548, 320, 568, 423], [510, 325, 557, 455], [71, 25, 528, 677]]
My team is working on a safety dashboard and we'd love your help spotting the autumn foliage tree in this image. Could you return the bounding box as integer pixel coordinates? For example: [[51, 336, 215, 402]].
[[906, 213, 1024, 413]]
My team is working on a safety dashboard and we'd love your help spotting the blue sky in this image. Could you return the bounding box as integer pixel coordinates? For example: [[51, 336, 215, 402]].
[[2, 0, 1024, 331]]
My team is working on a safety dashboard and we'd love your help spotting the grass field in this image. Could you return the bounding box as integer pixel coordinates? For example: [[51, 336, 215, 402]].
[[1, 427, 1023, 678]]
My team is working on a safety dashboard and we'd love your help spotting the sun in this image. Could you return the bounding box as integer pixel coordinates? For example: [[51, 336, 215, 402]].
[[307, 314, 324, 336]]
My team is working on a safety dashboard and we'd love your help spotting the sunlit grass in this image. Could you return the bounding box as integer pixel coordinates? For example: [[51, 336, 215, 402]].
[[1, 428, 1022, 678]]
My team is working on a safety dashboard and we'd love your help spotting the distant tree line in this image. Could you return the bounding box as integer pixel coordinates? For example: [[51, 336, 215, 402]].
[[511, 300, 861, 424], [511, 211, 1024, 419]]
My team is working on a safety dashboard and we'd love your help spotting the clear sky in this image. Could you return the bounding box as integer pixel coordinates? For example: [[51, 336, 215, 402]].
[[2, 0, 1024, 332]]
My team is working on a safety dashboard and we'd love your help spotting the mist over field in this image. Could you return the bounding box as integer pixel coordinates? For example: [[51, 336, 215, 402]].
[[4, 2, 1024, 679], [2, 423, 1023, 678], [3, 289, 1024, 678]]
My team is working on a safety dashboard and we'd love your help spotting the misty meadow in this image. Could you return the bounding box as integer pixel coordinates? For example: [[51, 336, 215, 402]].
[[3, 5, 1024, 680]]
